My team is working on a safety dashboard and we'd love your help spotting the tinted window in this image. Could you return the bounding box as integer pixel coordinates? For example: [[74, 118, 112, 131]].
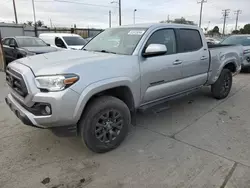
[[16, 38, 47, 47], [63, 36, 87, 46], [9, 39, 17, 47], [221, 36, 250, 46], [55, 37, 66, 48], [179, 29, 203, 52], [146, 29, 176, 54], [3, 38, 10, 45]]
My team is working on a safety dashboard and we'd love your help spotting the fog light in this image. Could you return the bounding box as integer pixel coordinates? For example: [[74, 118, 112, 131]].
[[45, 106, 51, 114]]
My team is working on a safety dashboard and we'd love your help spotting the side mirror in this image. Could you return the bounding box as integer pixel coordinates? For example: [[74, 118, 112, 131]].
[[46, 43, 51, 46], [9, 43, 17, 48], [143, 44, 167, 57]]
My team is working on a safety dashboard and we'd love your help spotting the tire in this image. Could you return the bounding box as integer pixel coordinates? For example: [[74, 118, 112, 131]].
[[79, 96, 131, 153], [211, 69, 232, 100]]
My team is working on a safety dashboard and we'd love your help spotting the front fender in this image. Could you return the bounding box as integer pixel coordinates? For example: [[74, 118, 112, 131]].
[[73, 77, 136, 122]]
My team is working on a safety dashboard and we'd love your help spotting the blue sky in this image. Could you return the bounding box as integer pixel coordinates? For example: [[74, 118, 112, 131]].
[[1, 0, 250, 33]]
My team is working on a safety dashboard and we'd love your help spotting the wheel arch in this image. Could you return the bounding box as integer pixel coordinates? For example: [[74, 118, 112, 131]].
[[73, 78, 136, 123]]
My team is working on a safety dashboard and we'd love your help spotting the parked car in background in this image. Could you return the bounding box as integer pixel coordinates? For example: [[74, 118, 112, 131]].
[[2, 36, 58, 64], [85, 37, 93, 42], [206, 37, 221, 44], [39, 33, 87, 50], [221, 35, 250, 69], [5, 23, 243, 153]]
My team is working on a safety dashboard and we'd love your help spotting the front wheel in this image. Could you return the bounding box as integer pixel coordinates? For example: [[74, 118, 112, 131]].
[[79, 96, 131, 153], [211, 69, 232, 100]]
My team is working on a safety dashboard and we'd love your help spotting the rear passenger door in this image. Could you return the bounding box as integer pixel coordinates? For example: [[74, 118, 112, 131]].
[[176, 29, 210, 89]]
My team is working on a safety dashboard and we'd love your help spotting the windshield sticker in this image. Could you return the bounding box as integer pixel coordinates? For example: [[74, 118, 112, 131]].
[[128, 30, 145, 35]]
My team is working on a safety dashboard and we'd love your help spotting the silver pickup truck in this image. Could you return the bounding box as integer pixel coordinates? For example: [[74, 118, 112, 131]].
[[5, 23, 243, 153]]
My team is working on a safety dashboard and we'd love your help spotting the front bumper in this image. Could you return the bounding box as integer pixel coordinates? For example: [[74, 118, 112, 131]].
[[5, 88, 80, 128], [241, 56, 250, 68]]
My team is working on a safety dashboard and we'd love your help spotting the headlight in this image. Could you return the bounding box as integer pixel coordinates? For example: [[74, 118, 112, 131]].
[[35, 74, 79, 91]]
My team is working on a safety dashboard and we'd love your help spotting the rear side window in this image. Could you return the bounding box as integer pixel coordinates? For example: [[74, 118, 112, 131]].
[[146, 29, 176, 55], [179, 29, 203, 52]]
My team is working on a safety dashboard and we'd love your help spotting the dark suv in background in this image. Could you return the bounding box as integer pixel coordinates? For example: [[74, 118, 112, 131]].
[[221, 35, 250, 69], [2, 36, 58, 64]]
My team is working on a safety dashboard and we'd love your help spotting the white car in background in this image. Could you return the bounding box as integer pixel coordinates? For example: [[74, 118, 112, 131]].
[[39, 33, 87, 50], [206, 37, 221, 44]]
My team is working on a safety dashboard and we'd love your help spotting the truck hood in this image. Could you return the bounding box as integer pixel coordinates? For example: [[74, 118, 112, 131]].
[[22, 46, 59, 54], [15, 50, 124, 75]]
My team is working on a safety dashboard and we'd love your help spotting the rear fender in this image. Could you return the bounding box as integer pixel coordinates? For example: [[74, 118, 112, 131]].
[[207, 54, 238, 85]]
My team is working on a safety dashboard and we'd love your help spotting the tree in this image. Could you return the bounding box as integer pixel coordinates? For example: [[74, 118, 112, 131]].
[[26, 21, 33, 26], [212, 26, 219, 34], [36, 20, 44, 27], [239, 28, 246, 34], [160, 17, 195, 25], [243, 24, 250, 34], [232, 30, 240, 34]]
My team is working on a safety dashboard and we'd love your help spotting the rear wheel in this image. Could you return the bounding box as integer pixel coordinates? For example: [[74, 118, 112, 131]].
[[79, 96, 131, 153], [211, 69, 232, 100]]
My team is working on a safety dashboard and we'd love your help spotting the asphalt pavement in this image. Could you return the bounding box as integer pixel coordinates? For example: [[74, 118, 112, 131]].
[[1, 72, 250, 188]]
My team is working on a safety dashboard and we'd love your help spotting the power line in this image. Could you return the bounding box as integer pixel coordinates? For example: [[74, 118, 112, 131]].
[[198, 0, 207, 28], [234, 10, 242, 31], [54, 0, 114, 8], [222, 9, 230, 35]]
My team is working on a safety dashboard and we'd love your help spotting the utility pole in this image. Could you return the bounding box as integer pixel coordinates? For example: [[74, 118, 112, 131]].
[[234, 10, 242, 31], [198, 0, 207, 28], [118, 0, 121, 26], [32, 0, 38, 36], [12, 0, 18, 24], [109, 10, 112, 28], [50, 19, 53, 28], [222, 9, 230, 36], [133, 9, 137, 24]]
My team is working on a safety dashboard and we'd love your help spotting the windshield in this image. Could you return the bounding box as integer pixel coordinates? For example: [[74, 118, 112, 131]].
[[17, 38, 47, 47], [221, 35, 250, 46], [83, 28, 147, 55], [63, 36, 87, 46]]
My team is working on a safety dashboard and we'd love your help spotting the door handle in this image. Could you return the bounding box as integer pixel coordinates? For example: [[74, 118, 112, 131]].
[[201, 56, 208, 60], [173, 60, 182, 65]]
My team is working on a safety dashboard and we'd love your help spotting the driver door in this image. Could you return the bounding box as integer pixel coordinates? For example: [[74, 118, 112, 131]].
[[140, 29, 183, 104]]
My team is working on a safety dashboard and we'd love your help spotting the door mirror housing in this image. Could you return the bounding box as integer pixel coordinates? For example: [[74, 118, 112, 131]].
[[9, 43, 17, 48], [46, 43, 51, 46], [143, 44, 167, 57]]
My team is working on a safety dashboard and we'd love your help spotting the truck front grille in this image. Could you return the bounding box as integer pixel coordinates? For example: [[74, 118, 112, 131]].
[[6, 67, 28, 98]]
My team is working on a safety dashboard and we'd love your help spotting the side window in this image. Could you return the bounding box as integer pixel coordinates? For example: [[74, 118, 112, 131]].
[[179, 29, 203, 52], [9, 39, 17, 47], [3, 38, 10, 46], [55, 37, 66, 48], [146, 29, 176, 55]]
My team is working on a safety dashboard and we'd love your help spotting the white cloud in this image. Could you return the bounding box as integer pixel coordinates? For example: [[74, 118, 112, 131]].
[[0, 0, 249, 32]]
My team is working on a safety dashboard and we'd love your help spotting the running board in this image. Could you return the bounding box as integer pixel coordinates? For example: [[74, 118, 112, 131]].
[[138, 87, 201, 112]]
